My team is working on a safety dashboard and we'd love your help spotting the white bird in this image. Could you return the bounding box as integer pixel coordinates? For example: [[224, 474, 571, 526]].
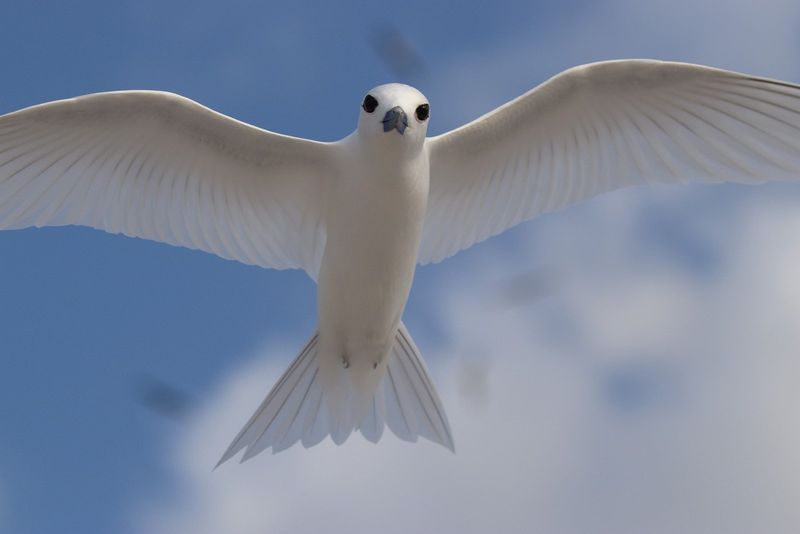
[[2, 60, 800, 463]]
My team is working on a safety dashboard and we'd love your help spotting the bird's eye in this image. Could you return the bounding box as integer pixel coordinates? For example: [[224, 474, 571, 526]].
[[362, 94, 378, 113], [415, 103, 430, 121]]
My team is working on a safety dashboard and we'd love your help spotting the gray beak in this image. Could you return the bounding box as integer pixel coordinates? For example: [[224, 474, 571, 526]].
[[382, 106, 408, 134]]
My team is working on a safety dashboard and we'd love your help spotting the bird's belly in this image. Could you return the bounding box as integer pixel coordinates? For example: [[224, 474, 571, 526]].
[[317, 173, 427, 360], [319, 211, 420, 349]]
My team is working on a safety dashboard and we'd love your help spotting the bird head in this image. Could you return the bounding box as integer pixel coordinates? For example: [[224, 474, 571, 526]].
[[356, 83, 429, 152]]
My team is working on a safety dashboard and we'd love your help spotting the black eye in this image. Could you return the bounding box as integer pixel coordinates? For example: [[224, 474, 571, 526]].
[[362, 94, 378, 113], [415, 103, 429, 121]]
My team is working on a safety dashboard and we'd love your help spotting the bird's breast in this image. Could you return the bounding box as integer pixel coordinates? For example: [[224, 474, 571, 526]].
[[317, 154, 429, 352]]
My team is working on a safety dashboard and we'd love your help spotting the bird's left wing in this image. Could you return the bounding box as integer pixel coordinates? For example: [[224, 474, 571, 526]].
[[0, 91, 333, 277], [421, 60, 800, 264]]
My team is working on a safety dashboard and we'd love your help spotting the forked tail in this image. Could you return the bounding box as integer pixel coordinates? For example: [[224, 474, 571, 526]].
[[216, 322, 453, 466]]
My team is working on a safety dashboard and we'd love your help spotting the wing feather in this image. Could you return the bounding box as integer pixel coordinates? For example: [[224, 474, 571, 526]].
[[0, 91, 333, 275], [422, 60, 800, 264]]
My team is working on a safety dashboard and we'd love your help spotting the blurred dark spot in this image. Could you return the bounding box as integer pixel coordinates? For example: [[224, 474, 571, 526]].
[[457, 351, 491, 411], [137, 375, 193, 420], [497, 266, 560, 308], [369, 22, 428, 81], [601, 360, 680, 414], [637, 206, 721, 278]]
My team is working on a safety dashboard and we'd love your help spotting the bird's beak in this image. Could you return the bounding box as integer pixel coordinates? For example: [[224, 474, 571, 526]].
[[382, 106, 408, 135]]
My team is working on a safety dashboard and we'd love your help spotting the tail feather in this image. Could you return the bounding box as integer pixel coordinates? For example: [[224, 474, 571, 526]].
[[216, 322, 453, 466], [359, 394, 386, 443], [301, 387, 328, 448], [216, 334, 319, 467], [331, 420, 353, 445], [383, 364, 417, 441], [272, 367, 321, 452], [240, 347, 319, 460], [255, 365, 319, 456], [380, 323, 455, 451]]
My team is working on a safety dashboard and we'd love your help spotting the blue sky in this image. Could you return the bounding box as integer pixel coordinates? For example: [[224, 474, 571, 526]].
[[2, 1, 800, 533]]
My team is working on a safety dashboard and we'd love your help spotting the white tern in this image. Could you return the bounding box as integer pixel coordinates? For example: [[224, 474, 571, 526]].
[[2, 60, 800, 464]]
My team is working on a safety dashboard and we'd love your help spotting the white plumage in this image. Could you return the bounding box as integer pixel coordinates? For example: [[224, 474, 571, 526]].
[[422, 60, 800, 263], [2, 60, 800, 464], [0, 91, 329, 274]]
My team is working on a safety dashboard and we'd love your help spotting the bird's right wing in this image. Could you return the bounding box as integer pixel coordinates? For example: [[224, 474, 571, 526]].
[[422, 60, 800, 264], [0, 91, 334, 277]]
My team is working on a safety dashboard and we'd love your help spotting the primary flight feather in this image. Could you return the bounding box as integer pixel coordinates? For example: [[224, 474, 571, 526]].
[[2, 60, 800, 463]]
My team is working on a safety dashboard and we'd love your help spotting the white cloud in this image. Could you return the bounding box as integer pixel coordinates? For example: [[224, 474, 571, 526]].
[[134, 187, 800, 534]]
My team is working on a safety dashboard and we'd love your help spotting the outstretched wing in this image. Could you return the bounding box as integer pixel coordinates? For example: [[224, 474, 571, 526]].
[[421, 60, 800, 264], [0, 91, 333, 276]]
